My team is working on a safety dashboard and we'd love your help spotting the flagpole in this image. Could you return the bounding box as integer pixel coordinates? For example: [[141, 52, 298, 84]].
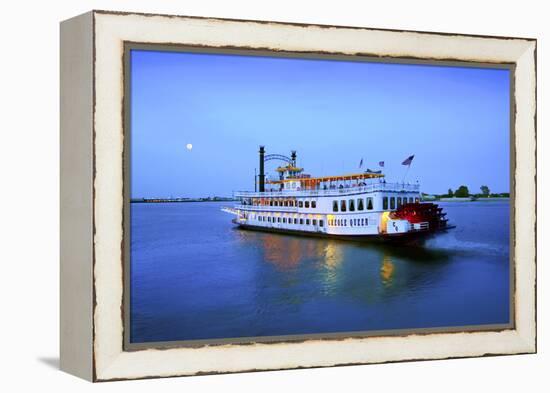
[[402, 164, 411, 182], [401, 155, 414, 182]]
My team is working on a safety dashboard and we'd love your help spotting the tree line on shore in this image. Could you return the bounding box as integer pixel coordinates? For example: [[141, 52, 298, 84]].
[[430, 185, 510, 199]]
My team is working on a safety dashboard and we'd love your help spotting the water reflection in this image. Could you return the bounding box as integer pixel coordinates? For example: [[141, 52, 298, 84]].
[[259, 234, 327, 271], [236, 229, 411, 292], [380, 255, 395, 287], [323, 242, 344, 270]]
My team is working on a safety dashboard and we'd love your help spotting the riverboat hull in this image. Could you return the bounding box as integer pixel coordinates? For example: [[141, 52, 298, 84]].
[[233, 219, 454, 245]]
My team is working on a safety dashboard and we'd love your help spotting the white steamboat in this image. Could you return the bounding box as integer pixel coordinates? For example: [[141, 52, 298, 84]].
[[223, 147, 451, 243]]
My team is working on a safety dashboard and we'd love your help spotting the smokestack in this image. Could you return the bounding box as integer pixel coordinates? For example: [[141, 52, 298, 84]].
[[291, 150, 297, 166], [259, 146, 265, 192]]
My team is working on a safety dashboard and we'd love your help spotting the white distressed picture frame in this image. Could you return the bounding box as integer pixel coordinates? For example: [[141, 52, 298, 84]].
[[60, 10, 536, 382]]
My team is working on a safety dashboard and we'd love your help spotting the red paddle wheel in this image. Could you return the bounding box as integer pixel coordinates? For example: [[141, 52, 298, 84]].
[[393, 203, 448, 232]]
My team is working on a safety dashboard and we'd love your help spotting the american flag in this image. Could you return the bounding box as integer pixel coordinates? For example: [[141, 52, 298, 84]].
[[379, 161, 385, 167], [401, 155, 415, 166]]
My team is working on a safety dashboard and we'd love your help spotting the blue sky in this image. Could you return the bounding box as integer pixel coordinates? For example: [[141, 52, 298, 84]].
[[130, 49, 510, 198]]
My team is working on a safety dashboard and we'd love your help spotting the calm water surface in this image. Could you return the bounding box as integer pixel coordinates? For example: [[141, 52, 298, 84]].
[[130, 201, 510, 343]]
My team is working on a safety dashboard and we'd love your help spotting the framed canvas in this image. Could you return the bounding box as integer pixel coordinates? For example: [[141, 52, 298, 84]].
[[60, 10, 537, 381]]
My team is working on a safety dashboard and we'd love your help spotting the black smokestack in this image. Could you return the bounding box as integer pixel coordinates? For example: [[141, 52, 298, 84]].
[[259, 146, 265, 192], [291, 150, 297, 166]]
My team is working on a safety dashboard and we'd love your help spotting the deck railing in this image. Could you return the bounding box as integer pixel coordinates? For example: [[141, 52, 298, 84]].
[[235, 182, 420, 198]]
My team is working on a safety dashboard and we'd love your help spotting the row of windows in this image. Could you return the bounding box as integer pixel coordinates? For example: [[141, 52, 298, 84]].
[[250, 200, 318, 208], [333, 197, 374, 212], [382, 196, 419, 210], [329, 218, 370, 227], [256, 215, 324, 227]]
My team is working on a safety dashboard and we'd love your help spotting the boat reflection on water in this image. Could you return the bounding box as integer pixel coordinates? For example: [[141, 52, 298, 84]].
[[380, 255, 395, 287], [235, 229, 450, 304]]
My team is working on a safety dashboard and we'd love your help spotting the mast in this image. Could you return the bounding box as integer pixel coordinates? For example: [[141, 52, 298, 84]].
[[259, 146, 265, 192]]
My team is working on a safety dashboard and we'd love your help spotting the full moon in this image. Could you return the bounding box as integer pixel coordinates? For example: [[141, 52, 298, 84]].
[[186, 143, 193, 150]]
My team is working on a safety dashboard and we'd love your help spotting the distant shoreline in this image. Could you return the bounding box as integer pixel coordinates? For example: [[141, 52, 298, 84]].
[[132, 196, 510, 204], [131, 198, 237, 204], [434, 197, 510, 202]]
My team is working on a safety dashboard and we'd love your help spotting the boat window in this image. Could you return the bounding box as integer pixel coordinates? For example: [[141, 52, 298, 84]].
[[305, 201, 310, 208], [397, 197, 402, 207], [300, 218, 304, 225], [383, 197, 388, 210], [360, 218, 364, 226], [299, 201, 303, 208], [306, 219, 310, 225], [349, 199, 355, 211], [415, 197, 420, 203], [319, 220, 324, 227], [340, 200, 347, 212], [294, 218, 298, 224], [344, 219, 347, 226], [358, 198, 364, 211], [390, 197, 396, 210], [367, 197, 373, 210], [311, 201, 317, 208], [283, 217, 286, 223], [350, 219, 354, 227], [332, 200, 338, 212], [313, 219, 317, 226]]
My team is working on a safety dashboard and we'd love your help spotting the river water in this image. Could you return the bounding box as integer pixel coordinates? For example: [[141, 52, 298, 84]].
[[130, 201, 510, 343]]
